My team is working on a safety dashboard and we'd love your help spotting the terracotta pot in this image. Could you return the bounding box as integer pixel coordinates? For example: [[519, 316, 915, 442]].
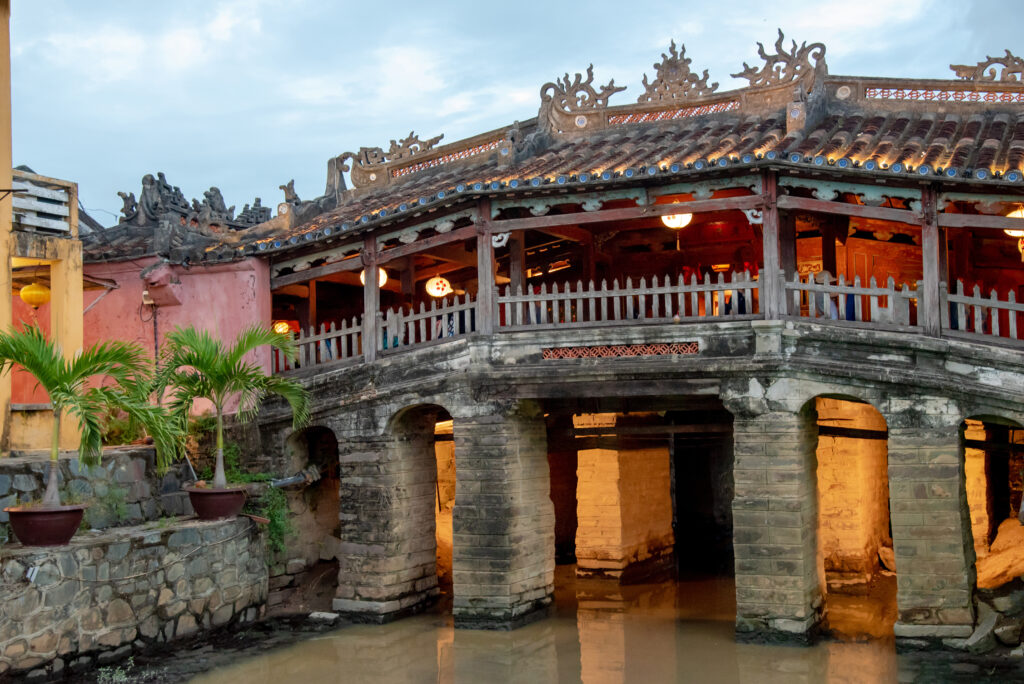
[[4, 504, 87, 546], [185, 485, 247, 520]]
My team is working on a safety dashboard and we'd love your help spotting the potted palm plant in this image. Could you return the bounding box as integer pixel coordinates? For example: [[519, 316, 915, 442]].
[[0, 325, 179, 546], [157, 324, 309, 520]]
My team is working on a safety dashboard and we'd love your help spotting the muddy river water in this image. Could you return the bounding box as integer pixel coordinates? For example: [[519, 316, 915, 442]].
[[188, 572, 1019, 683]]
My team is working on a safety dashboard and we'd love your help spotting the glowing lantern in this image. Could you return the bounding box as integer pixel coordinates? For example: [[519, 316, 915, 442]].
[[272, 320, 291, 335], [1005, 206, 1024, 238], [19, 282, 50, 309], [359, 267, 388, 287], [425, 276, 453, 298], [661, 213, 693, 229]]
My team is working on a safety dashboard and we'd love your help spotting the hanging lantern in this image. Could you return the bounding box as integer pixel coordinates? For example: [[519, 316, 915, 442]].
[[19, 282, 50, 309], [272, 320, 291, 335], [425, 276, 453, 298], [661, 213, 693, 229], [359, 267, 388, 287], [1005, 206, 1024, 237], [1018, 236, 1024, 261]]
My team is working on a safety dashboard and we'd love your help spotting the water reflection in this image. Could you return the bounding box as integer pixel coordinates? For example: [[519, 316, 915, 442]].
[[190, 569, 971, 684]]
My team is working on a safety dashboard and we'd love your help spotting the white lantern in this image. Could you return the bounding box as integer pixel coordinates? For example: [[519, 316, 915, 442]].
[[425, 276, 453, 297], [1005, 206, 1024, 237], [661, 213, 693, 229], [359, 267, 388, 287]]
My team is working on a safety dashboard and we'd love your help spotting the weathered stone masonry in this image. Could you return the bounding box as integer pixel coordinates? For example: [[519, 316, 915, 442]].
[[0, 517, 266, 679]]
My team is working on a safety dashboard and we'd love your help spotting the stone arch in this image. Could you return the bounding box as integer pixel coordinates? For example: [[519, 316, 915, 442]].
[[961, 413, 1024, 592], [386, 402, 454, 606], [803, 394, 895, 638]]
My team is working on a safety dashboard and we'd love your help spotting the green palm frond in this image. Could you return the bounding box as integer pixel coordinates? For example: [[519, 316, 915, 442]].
[[0, 325, 183, 469]]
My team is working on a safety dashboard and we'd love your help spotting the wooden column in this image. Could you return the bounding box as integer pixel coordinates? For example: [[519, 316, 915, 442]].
[[820, 215, 846, 278], [307, 279, 318, 332], [400, 257, 415, 307], [509, 232, 525, 295], [760, 171, 782, 318], [477, 198, 495, 335], [779, 211, 797, 280], [921, 187, 941, 336], [362, 234, 379, 362]]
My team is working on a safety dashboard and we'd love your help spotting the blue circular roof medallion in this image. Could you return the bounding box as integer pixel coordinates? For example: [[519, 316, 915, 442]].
[[399, 203, 407, 211], [509, 179, 519, 188], [436, 191, 445, 200], [917, 165, 931, 175], [455, 184, 465, 193], [258, 242, 267, 251], [864, 160, 877, 171], [272, 240, 281, 248], [975, 168, 990, 180], [379, 209, 388, 217], [741, 154, 753, 164], [419, 197, 428, 205], [500, 147, 509, 156], [813, 156, 825, 166], [472, 182, 483, 191], [324, 227, 333, 236], [837, 158, 850, 168], [765, 150, 777, 160], [490, 181, 500, 190], [945, 167, 959, 177], [360, 216, 369, 223], [556, 175, 567, 184], [624, 168, 635, 178], [647, 166, 657, 176], [718, 158, 728, 167], [891, 163, 904, 173], [789, 153, 802, 163], [601, 171, 612, 180], [289, 236, 298, 244], [531, 177, 542, 186], [341, 223, 350, 231], [1007, 170, 1022, 182], [578, 173, 589, 182], [670, 163, 681, 173], [694, 160, 705, 170]]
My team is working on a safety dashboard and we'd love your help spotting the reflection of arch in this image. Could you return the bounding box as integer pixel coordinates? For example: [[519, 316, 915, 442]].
[[962, 414, 1024, 591]]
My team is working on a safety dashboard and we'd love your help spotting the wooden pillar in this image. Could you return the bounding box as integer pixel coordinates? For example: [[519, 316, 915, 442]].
[[921, 187, 941, 336], [760, 171, 782, 318], [362, 234, 379, 362], [509, 233, 525, 295], [779, 211, 797, 279], [820, 215, 846, 278], [400, 258, 415, 307], [477, 198, 495, 335], [307, 279, 318, 331]]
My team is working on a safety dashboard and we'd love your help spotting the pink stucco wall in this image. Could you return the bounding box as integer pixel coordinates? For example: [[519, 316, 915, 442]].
[[11, 257, 272, 405]]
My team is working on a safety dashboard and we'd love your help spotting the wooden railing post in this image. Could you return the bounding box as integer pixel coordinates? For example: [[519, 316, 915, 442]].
[[760, 171, 783, 318], [920, 187, 941, 336], [476, 198, 495, 336], [362, 234, 379, 362]]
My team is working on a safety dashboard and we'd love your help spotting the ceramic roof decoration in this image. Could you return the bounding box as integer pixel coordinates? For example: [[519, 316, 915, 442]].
[[82, 31, 1024, 266]]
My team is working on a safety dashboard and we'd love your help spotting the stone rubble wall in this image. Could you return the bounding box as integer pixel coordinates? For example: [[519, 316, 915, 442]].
[[0, 517, 267, 679], [0, 446, 194, 543]]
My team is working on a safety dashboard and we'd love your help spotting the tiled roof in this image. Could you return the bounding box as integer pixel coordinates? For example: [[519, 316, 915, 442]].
[[240, 102, 1024, 261]]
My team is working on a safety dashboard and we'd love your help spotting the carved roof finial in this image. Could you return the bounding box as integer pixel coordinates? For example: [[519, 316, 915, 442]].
[[638, 40, 718, 103], [731, 29, 826, 89], [539, 64, 626, 133], [950, 49, 1024, 82]]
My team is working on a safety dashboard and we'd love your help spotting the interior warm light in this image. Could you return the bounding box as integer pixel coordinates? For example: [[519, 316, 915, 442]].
[[661, 213, 693, 229], [547, 260, 571, 274], [1005, 206, 1024, 237], [272, 320, 291, 335], [359, 267, 388, 287], [19, 282, 50, 309], [425, 276, 453, 297]]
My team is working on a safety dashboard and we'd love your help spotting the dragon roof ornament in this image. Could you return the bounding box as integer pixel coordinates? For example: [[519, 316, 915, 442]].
[[730, 29, 826, 90], [950, 49, 1024, 82], [637, 41, 718, 103], [333, 131, 444, 189], [540, 64, 626, 133]]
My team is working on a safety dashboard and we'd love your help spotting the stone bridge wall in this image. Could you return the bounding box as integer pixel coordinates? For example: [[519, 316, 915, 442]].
[[250, 319, 1024, 642], [0, 517, 267, 679]]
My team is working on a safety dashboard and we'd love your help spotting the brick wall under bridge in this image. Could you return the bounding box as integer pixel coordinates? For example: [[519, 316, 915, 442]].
[[250, 319, 1024, 642]]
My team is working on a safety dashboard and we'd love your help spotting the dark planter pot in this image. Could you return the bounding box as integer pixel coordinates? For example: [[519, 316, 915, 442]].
[[4, 504, 87, 546], [185, 486, 247, 520]]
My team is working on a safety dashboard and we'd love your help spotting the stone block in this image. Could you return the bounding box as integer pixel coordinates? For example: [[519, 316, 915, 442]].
[[0, 474, 10, 496], [12, 474, 38, 493], [995, 618, 1023, 647]]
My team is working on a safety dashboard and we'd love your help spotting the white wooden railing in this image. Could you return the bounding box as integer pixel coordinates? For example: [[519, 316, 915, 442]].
[[497, 272, 761, 329], [379, 294, 476, 352], [942, 280, 1024, 344], [274, 317, 362, 372], [784, 273, 918, 328]]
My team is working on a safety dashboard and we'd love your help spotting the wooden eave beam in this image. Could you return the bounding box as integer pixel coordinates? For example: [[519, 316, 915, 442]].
[[937, 213, 1024, 230], [492, 194, 763, 232], [776, 195, 921, 224]]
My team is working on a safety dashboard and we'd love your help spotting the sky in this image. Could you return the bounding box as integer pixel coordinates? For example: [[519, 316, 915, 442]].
[[10, 0, 1024, 226]]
